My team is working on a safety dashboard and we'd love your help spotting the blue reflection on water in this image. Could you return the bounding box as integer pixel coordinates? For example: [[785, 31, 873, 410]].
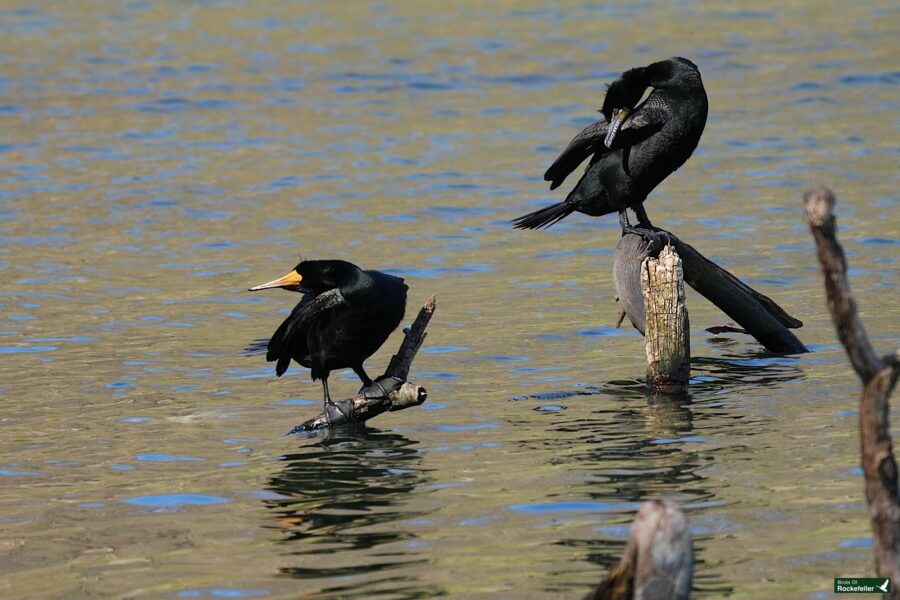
[[122, 494, 231, 507]]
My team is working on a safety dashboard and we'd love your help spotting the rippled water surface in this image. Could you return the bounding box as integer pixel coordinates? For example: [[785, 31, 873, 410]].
[[1, 1, 898, 598]]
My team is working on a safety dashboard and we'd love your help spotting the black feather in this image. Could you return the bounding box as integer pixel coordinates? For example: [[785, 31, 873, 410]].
[[516, 57, 707, 230], [249, 260, 408, 394], [511, 201, 577, 230], [243, 338, 270, 356]]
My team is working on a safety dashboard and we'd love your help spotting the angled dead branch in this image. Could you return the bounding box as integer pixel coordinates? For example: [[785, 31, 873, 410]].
[[805, 187, 900, 588], [289, 296, 436, 433]]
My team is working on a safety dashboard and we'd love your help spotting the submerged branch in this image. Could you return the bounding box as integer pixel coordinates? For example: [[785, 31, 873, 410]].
[[613, 228, 807, 353]]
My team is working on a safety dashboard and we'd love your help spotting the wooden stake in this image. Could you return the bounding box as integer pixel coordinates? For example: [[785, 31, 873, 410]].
[[289, 295, 436, 433], [805, 187, 900, 591], [641, 245, 690, 394], [586, 500, 693, 600]]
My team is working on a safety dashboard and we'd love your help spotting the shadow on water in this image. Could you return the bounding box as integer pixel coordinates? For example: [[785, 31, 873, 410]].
[[263, 427, 443, 599]]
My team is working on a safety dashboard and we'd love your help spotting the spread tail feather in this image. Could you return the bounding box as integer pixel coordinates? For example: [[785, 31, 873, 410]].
[[511, 201, 576, 230], [243, 338, 269, 356]]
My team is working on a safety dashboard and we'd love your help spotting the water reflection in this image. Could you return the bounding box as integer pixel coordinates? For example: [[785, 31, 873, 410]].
[[509, 347, 803, 595], [691, 349, 804, 392], [519, 345, 804, 404], [513, 347, 804, 494], [0, 0, 894, 595], [263, 428, 441, 598]]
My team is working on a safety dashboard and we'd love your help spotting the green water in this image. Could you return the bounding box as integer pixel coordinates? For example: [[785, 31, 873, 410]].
[[0, 1, 898, 598]]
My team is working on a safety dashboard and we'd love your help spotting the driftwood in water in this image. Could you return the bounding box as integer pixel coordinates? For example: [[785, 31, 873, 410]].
[[642, 245, 690, 394], [613, 229, 807, 354], [805, 187, 900, 588], [289, 295, 436, 433], [586, 500, 693, 600], [704, 323, 748, 335]]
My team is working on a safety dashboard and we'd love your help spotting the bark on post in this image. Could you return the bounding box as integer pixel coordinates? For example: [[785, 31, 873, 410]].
[[641, 245, 690, 394], [289, 295, 436, 433], [805, 187, 900, 593]]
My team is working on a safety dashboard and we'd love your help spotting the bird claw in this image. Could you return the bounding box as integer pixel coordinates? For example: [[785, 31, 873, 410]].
[[358, 376, 402, 400], [324, 401, 350, 426], [622, 225, 672, 255]]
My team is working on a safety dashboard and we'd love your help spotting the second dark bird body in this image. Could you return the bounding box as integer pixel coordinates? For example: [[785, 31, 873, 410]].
[[514, 57, 708, 229], [249, 260, 407, 412]]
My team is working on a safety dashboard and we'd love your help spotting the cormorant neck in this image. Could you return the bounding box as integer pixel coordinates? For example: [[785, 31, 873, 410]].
[[645, 60, 677, 88], [619, 66, 651, 93], [645, 57, 702, 90]]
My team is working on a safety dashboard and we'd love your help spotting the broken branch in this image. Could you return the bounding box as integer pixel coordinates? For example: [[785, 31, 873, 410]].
[[289, 295, 436, 433], [805, 186, 900, 587], [613, 229, 807, 353]]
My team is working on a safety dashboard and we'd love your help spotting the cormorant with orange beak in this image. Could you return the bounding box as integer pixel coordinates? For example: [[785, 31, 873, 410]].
[[249, 259, 407, 422]]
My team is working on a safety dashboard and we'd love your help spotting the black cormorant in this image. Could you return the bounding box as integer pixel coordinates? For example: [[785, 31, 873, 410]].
[[513, 57, 707, 231], [249, 259, 407, 420]]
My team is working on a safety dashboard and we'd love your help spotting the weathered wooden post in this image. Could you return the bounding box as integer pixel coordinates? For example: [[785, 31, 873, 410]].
[[641, 245, 690, 394], [805, 187, 900, 595], [586, 500, 693, 600]]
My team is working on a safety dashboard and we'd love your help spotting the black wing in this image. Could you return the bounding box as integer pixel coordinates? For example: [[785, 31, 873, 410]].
[[544, 119, 610, 190], [544, 104, 668, 190], [260, 288, 346, 377]]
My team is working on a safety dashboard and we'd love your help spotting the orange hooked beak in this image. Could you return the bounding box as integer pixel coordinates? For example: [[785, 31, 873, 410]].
[[604, 106, 630, 149], [248, 269, 303, 292]]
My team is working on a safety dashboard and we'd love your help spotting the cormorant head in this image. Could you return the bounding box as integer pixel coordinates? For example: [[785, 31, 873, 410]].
[[601, 57, 702, 149], [248, 259, 361, 293], [601, 66, 649, 149], [601, 67, 648, 123]]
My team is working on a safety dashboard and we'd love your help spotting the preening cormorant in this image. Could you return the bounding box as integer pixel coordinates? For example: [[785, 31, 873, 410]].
[[513, 57, 708, 230], [249, 259, 407, 420]]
